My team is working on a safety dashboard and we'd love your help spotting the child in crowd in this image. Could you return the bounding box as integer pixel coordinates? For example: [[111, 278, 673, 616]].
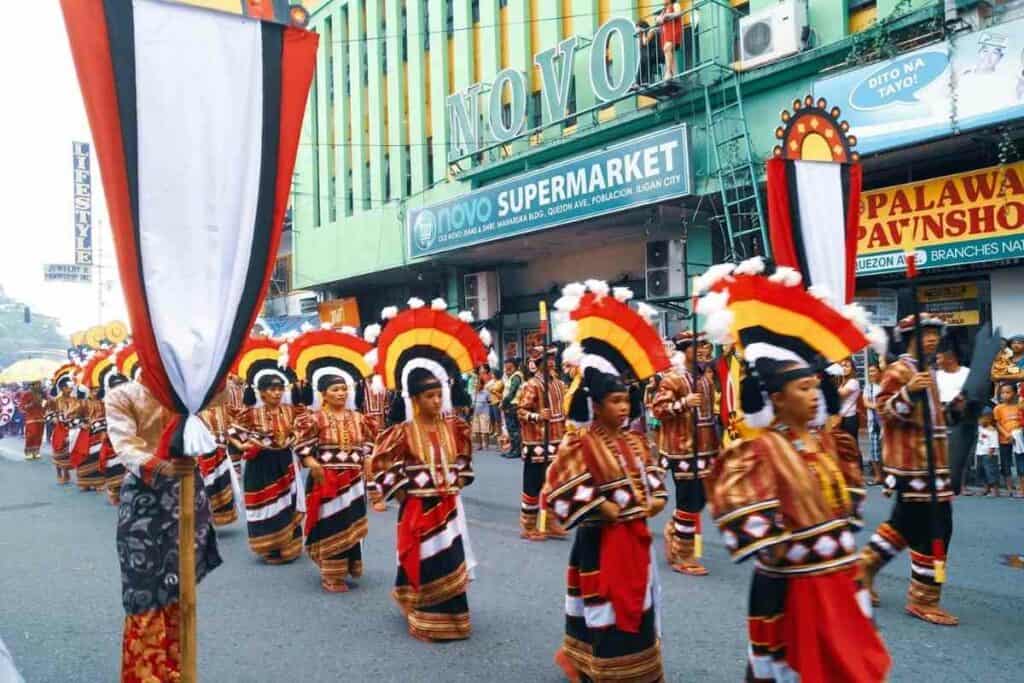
[[994, 383, 1021, 497], [978, 409, 1001, 496], [471, 376, 493, 450]]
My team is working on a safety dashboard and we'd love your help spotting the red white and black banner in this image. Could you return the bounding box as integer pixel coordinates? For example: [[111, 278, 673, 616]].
[[766, 157, 862, 305], [61, 0, 317, 455]]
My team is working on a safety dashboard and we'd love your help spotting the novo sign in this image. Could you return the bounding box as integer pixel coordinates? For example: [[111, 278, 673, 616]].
[[408, 124, 691, 259], [447, 17, 642, 161]]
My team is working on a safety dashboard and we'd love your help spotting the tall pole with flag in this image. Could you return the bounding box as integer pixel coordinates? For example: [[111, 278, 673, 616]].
[[59, 2, 318, 680], [905, 252, 946, 584]]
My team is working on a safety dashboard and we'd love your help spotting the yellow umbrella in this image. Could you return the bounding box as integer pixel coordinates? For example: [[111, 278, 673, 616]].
[[0, 358, 62, 384]]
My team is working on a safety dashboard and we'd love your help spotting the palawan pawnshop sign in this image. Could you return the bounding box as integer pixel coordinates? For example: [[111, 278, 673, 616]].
[[407, 124, 691, 259]]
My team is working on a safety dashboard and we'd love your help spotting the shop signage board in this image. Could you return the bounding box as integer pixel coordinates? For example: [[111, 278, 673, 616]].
[[854, 289, 899, 327], [856, 161, 1024, 275], [815, 17, 1024, 155], [73, 141, 92, 265], [318, 297, 360, 328], [917, 283, 981, 327], [43, 263, 92, 283], [408, 125, 692, 259]]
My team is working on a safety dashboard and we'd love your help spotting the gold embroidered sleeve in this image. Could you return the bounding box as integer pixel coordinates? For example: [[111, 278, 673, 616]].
[[542, 432, 605, 529]]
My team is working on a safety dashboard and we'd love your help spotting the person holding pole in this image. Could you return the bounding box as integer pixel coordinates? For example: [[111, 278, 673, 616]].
[[653, 331, 718, 576], [861, 309, 958, 626], [105, 377, 223, 682], [517, 344, 569, 540]]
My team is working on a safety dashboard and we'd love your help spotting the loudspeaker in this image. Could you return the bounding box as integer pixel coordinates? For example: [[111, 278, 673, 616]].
[[645, 240, 685, 299]]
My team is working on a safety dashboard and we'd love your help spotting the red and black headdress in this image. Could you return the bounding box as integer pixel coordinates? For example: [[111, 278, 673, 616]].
[[283, 325, 374, 409], [371, 297, 492, 422], [81, 349, 126, 398], [554, 280, 671, 423], [114, 343, 142, 382], [231, 337, 297, 406]]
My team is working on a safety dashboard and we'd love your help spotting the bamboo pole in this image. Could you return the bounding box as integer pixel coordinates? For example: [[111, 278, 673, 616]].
[[179, 465, 197, 682]]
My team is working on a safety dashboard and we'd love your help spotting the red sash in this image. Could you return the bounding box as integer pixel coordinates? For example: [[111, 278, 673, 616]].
[[98, 438, 115, 472], [304, 468, 360, 536], [69, 429, 91, 468], [396, 495, 457, 590], [51, 422, 69, 453], [598, 518, 652, 633]]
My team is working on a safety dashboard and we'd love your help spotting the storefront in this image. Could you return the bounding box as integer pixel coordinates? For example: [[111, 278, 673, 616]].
[[404, 123, 705, 362], [854, 161, 1024, 349]]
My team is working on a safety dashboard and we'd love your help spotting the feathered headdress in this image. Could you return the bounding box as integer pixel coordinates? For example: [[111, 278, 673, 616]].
[[231, 337, 297, 407], [371, 297, 491, 422], [554, 280, 671, 423], [696, 258, 886, 427], [80, 349, 125, 398], [284, 328, 374, 410], [114, 343, 142, 382], [50, 363, 79, 397]]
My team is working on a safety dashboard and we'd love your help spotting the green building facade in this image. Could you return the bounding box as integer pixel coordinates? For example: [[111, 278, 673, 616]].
[[294, 0, 1024, 352]]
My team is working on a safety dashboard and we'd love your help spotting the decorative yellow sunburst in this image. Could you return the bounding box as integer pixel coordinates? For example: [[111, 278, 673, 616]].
[[772, 96, 858, 163]]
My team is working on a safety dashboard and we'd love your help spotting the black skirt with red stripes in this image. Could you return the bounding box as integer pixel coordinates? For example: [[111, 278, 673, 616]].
[[243, 447, 302, 563]]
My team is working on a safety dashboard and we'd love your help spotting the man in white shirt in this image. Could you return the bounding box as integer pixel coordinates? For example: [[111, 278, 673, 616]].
[[936, 346, 971, 406]]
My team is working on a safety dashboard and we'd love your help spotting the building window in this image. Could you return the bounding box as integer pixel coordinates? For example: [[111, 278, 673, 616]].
[[501, 102, 512, 130], [530, 91, 542, 130], [472, 0, 480, 23], [424, 0, 430, 51], [404, 145, 412, 197], [565, 78, 577, 127], [346, 168, 354, 215], [270, 254, 292, 297], [446, 0, 454, 36], [499, 0, 508, 8], [310, 73, 321, 227], [426, 137, 434, 182], [849, 0, 877, 35], [401, 5, 409, 62]]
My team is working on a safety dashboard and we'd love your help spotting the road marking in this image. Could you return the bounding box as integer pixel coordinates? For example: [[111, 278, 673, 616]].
[[0, 502, 52, 513]]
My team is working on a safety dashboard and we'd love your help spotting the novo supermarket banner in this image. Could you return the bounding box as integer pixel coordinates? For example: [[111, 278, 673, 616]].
[[407, 125, 692, 258], [815, 18, 1024, 155], [857, 162, 1024, 275]]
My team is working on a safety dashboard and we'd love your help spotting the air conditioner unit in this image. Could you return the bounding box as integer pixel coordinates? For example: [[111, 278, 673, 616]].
[[463, 271, 501, 320], [645, 240, 685, 300], [738, 0, 807, 71]]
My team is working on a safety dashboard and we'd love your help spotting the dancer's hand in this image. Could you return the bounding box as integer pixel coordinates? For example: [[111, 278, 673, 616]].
[[647, 498, 666, 518], [308, 461, 325, 485], [598, 501, 620, 521]]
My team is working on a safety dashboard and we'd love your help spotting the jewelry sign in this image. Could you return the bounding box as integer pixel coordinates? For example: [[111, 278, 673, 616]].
[[72, 141, 93, 266]]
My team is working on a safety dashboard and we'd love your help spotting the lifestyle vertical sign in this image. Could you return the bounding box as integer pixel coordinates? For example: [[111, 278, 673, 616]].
[[72, 141, 93, 266]]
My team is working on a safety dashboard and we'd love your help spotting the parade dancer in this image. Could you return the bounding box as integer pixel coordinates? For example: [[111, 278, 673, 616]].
[[47, 364, 82, 485], [229, 338, 305, 565], [287, 327, 377, 592], [198, 403, 239, 527], [698, 262, 890, 682], [543, 281, 671, 683], [861, 314, 959, 626], [105, 374, 222, 682], [71, 351, 122, 493], [368, 297, 491, 642], [359, 323, 391, 512], [517, 345, 568, 540], [653, 331, 719, 576], [16, 383, 45, 461]]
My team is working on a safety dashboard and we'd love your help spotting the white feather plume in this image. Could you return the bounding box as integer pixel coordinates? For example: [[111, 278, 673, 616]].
[[704, 310, 735, 346], [381, 306, 399, 320], [458, 310, 475, 323], [479, 328, 493, 347], [636, 302, 659, 320], [372, 374, 385, 393], [733, 256, 766, 276], [807, 285, 835, 305], [431, 297, 447, 311], [340, 326, 358, 336], [867, 326, 889, 355], [670, 352, 687, 373], [554, 320, 579, 343], [841, 303, 871, 331], [408, 297, 425, 309], [488, 350, 499, 369], [695, 290, 730, 317], [364, 348, 379, 368], [694, 263, 736, 295], [561, 282, 586, 298], [562, 343, 585, 366], [554, 295, 582, 312], [277, 344, 289, 369], [826, 363, 845, 377], [363, 323, 382, 343], [300, 321, 314, 333], [320, 321, 333, 330], [612, 287, 634, 302], [584, 279, 610, 298], [768, 266, 802, 287]]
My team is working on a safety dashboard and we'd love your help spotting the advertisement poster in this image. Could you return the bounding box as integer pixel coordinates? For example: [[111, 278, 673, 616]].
[[407, 125, 692, 258], [72, 141, 92, 266], [815, 18, 1024, 154], [857, 161, 1024, 275], [502, 330, 521, 363]]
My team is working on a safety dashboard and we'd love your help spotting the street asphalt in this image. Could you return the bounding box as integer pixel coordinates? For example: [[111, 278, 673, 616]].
[[1, 436, 1022, 682]]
